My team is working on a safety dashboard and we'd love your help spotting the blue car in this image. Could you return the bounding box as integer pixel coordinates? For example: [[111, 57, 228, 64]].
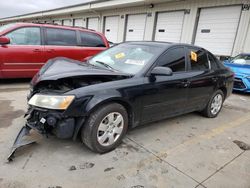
[[224, 53, 250, 93]]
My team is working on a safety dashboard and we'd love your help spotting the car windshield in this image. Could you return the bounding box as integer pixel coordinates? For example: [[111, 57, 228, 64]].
[[232, 54, 250, 65], [0, 23, 16, 33], [89, 44, 162, 74]]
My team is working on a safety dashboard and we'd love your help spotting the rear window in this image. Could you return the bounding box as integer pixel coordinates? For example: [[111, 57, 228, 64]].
[[208, 53, 219, 70], [46, 28, 77, 46], [80, 31, 106, 47], [188, 48, 209, 71]]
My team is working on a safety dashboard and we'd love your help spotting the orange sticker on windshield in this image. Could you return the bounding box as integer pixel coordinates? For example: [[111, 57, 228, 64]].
[[115, 52, 125, 59], [191, 51, 197, 62]]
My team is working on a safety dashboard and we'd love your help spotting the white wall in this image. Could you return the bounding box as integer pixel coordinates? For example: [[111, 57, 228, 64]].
[[1, 0, 250, 56], [243, 22, 250, 52]]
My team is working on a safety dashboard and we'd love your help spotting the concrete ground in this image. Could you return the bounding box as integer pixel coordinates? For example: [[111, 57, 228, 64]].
[[0, 79, 250, 188]]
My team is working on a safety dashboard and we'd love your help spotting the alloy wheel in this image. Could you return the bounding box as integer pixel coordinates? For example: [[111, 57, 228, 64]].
[[97, 112, 124, 146], [210, 94, 223, 115]]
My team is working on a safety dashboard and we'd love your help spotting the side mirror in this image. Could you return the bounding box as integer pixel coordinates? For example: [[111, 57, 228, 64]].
[[0, 36, 10, 45], [151, 66, 173, 76], [233, 59, 246, 65]]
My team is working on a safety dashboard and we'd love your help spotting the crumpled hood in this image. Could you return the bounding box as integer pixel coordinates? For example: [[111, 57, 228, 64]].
[[31, 57, 130, 86], [224, 62, 250, 76]]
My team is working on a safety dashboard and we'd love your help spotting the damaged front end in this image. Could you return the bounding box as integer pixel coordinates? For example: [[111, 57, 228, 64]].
[[7, 104, 80, 162], [8, 58, 131, 161], [7, 87, 91, 161], [7, 125, 34, 162]]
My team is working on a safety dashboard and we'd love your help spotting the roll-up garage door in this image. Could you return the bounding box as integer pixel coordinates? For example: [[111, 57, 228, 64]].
[[87, 17, 99, 31], [63, 19, 72, 26], [154, 11, 185, 42], [54, 20, 62, 25], [104, 16, 119, 43], [74, 18, 84, 27], [125, 14, 147, 41], [194, 6, 241, 56]]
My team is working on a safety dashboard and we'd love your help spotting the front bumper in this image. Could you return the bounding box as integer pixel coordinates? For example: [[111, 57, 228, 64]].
[[26, 107, 76, 139], [7, 106, 85, 161], [7, 126, 35, 162], [233, 76, 250, 93]]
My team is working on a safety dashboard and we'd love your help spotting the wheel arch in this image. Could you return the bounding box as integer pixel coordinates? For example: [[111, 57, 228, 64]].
[[86, 97, 134, 128], [218, 86, 227, 100], [73, 96, 134, 141]]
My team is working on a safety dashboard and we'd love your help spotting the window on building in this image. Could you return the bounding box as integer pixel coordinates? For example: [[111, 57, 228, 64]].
[[188, 47, 209, 71], [6, 27, 41, 45], [157, 47, 186, 72], [46, 28, 77, 46], [80, 31, 106, 47]]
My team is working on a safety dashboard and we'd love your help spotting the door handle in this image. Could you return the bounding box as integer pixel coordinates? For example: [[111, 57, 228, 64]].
[[46, 49, 55, 53], [33, 49, 41, 52], [212, 77, 218, 82], [181, 80, 190, 88]]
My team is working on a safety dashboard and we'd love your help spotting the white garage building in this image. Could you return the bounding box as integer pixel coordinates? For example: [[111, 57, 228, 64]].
[[0, 0, 250, 57]]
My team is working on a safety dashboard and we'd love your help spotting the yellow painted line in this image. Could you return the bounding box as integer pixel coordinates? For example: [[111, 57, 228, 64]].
[[129, 112, 250, 169], [159, 112, 250, 157], [97, 113, 250, 183]]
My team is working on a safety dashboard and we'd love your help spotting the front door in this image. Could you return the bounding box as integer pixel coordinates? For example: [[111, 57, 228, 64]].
[[1, 26, 45, 78], [141, 47, 189, 123]]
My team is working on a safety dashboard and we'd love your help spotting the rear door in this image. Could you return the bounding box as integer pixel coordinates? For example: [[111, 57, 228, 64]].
[[186, 47, 216, 111], [44, 27, 83, 61], [1, 26, 45, 78]]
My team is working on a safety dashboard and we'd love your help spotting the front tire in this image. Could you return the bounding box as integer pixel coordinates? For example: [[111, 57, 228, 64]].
[[81, 103, 128, 153], [202, 90, 224, 118]]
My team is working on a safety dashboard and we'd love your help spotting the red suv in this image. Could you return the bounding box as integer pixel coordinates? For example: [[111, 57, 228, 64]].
[[0, 23, 109, 78]]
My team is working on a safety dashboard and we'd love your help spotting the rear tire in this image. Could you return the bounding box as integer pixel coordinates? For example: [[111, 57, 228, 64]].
[[202, 90, 224, 118], [81, 103, 128, 153]]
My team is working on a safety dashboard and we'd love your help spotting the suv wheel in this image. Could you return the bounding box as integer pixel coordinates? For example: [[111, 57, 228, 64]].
[[81, 103, 128, 153], [202, 90, 224, 118]]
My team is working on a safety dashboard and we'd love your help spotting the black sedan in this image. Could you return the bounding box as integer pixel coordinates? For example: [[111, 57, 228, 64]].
[[9, 42, 234, 160]]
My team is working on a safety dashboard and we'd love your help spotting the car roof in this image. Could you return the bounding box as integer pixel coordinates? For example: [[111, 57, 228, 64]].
[[1, 22, 103, 35], [125, 41, 172, 47], [123, 41, 205, 51]]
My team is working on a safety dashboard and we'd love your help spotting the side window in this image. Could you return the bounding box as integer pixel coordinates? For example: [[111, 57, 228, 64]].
[[6, 27, 41, 45], [157, 47, 186, 72], [80, 32, 106, 47], [208, 53, 219, 70], [188, 48, 209, 71], [46, 28, 77, 46]]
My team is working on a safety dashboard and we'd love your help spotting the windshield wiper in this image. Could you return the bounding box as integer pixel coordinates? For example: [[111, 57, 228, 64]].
[[95, 61, 115, 71]]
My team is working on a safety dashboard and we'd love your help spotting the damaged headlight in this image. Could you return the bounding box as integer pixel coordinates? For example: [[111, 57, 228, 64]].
[[28, 94, 75, 110]]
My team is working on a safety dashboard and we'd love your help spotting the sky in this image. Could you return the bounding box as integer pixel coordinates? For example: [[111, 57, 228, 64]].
[[0, 0, 94, 18]]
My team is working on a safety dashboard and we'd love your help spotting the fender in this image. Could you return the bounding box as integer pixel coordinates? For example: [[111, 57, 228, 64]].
[[85, 91, 128, 113], [71, 91, 135, 140], [84, 90, 134, 124]]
